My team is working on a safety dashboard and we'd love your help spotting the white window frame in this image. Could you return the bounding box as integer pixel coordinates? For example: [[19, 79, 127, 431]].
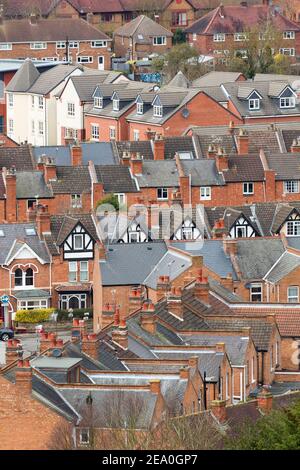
[[153, 105, 163, 117], [279, 48, 295, 56], [38, 121, 44, 136], [109, 126, 116, 140], [115, 193, 126, 206], [200, 186, 211, 201], [112, 99, 119, 111], [234, 33, 248, 42], [94, 96, 103, 109], [91, 124, 99, 141], [80, 261, 89, 282], [251, 356, 255, 383], [157, 188, 168, 200], [65, 128, 78, 139], [133, 129, 140, 141], [69, 41, 79, 49], [18, 298, 48, 310], [283, 31, 295, 39], [30, 42, 47, 49], [31, 120, 35, 135], [0, 43, 12, 50], [8, 119, 13, 134], [56, 41, 66, 49], [213, 33, 225, 42], [250, 283, 262, 302], [153, 36, 166, 46], [69, 262, 78, 282], [91, 40, 107, 48], [287, 286, 299, 303], [77, 56, 93, 63], [137, 102, 143, 115], [287, 220, 300, 236], [284, 180, 299, 193], [79, 428, 90, 445], [38, 96, 44, 110], [71, 194, 82, 208], [280, 96, 295, 108], [249, 98, 260, 110], [243, 182, 254, 195], [67, 102, 75, 116], [74, 234, 84, 250]]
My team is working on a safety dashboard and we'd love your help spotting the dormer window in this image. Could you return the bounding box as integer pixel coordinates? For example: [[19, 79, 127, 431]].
[[249, 98, 260, 110], [280, 96, 295, 108], [113, 98, 119, 111], [153, 105, 163, 117], [137, 102, 143, 114], [94, 96, 103, 108]]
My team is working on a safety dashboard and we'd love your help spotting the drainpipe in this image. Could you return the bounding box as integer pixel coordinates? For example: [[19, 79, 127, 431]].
[[203, 371, 207, 410], [261, 351, 265, 385]]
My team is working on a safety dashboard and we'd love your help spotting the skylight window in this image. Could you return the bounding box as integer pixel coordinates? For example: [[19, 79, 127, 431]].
[[0, 229, 4, 237], [25, 228, 36, 236]]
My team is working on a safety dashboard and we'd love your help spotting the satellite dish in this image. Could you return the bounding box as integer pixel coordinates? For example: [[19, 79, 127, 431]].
[[52, 348, 62, 358], [153, 85, 160, 92], [181, 108, 190, 118]]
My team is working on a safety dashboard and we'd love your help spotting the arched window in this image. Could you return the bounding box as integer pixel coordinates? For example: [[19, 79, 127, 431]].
[[25, 268, 34, 286], [15, 268, 23, 287]]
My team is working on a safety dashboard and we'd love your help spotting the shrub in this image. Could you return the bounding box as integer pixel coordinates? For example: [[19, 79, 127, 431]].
[[95, 194, 119, 211], [15, 308, 55, 324]]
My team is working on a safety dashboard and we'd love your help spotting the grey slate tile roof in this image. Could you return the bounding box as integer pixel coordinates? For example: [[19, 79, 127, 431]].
[[266, 152, 300, 180], [264, 251, 300, 283], [116, 137, 197, 161], [135, 160, 178, 188], [222, 81, 300, 118], [168, 71, 190, 89], [13, 289, 50, 299], [6, 59, 40, 92], [95, 165, 138, 193], [49, 166, 91, 194], [224, 155, 265, 182], [100, 242, 167, 286], [114, 14, 173, 40], [0, 145, 34, 171], [144, 250, 192, 290], [16, 171, 52, 199], [192, 71, 244, 87], [173, 240, 237, 279], [58, 387, 158, 429], [69, 72, 121, 101], [0, 223, 50, 264], [281, 129, 300, 152], [33, 143, 118, 166], [181, 160, 224, 186]]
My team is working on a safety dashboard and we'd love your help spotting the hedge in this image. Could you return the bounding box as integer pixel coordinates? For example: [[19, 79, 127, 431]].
[[15, 308, 55, 324]]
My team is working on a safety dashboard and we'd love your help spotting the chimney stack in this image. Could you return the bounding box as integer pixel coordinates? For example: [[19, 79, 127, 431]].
[[111, 317, 128, 350], [43, 157, 57, 183], [257, 386, 273, 414], [210, 400, 227, 423], [140, 300, 157, 335], [149, 379, 161, 394], [167, 286, 184, 319], [179, 366, 190, 380], [71, 145, 82, 166], [4, 167, 17, 222], [236, 128, 249, 155], [223, 236, 238, 257], [153, 134, 165, 160], [81, 333, 99, 360], [156, 275, 171, 299], [130, 153, 143, 175], [15, 359, 32, 394], [6, 339, 22, 365], [216, 147, 229, 173], [102, 303, 115, 328], [129, 286, 145, 313], [207, 144, 217, 159], [212, 218, 227, 239], [36, 204, 51, 236], [194, 271, 210, 304]]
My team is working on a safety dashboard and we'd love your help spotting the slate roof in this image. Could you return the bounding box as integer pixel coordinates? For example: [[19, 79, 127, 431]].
[[95, 165, 138, 193], [33, 143, 118, 166], [266, 152, 300, 180], [0, 17, 111, 42], [68, 72, 121, 102], [0, 223, 50, 264], [135, 160, 178, 188], [116, 136, 197, 161], [16, 171, 52, 199], [49, 166, 91, 194], [168, 71, 190, 89], [114, 14, 173, 40], [222, 81, 300, 118], [264, 251, 300, 284], [144, 251, 192, 290], [13, 289, 50, 299], [0, 145, 34, 171], [100, 242, 167, 286], [281, 129, 300, 152], [7, 62, 79, 94], [192, 71, 244, 87], [181, 160, 224, 186], [224, 155, 265, 182]]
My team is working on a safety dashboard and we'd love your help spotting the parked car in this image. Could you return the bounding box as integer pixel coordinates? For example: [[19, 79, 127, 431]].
[[0, 328, 14, 341]]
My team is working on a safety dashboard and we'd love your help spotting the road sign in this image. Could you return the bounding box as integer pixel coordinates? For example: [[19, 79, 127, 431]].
[[0, 295, 9, 306]]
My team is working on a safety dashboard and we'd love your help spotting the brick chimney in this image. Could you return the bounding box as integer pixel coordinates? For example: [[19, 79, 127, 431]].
[[149, 379, 161, 394], [130, 153, 143, 175], [71, 145, 82, 166], [223, 236, 238, 256], [207, 144, 217, 159], [236, 128, 249, 155], [179, 366, 190, 380], [157, 275, 171, 299], [39, 332, 52, 352], [129, 286, 145, 313], [153, 134, 165, 160], [228, 121, 235, 136], [140, 300, 157, 335], [188, 356, 198, 369], [15, 359, 32, 394], [212, 218, 227, 238], [4, 167, 17, 222], [30, 13, 37, 25], [257, 386, 273, 414], [43, 157, 57, 183], [102, 303, 115, 328], [220, 273, 233, 291], [216, 342, 226, 353], [36, 204, 51, 236], [81, 333, 99, 360], [290, 138, 300, 153], [71, 317, 87, 340], [175, 154, 190, 205], [167, 286, 184, 319], [6, 339, 22, 365], [194, 272, 210, 305], [216, 147, 229, 173], [210, 399, 227, 423], [111, 317, 128, 350]]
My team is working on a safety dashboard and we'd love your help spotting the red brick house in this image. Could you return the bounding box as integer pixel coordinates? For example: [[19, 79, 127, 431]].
[[185, 3, 300, 62], [0, 15, 112, 70]]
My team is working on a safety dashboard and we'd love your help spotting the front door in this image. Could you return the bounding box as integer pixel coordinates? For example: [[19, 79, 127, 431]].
[[98, 56, 104, 70]]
